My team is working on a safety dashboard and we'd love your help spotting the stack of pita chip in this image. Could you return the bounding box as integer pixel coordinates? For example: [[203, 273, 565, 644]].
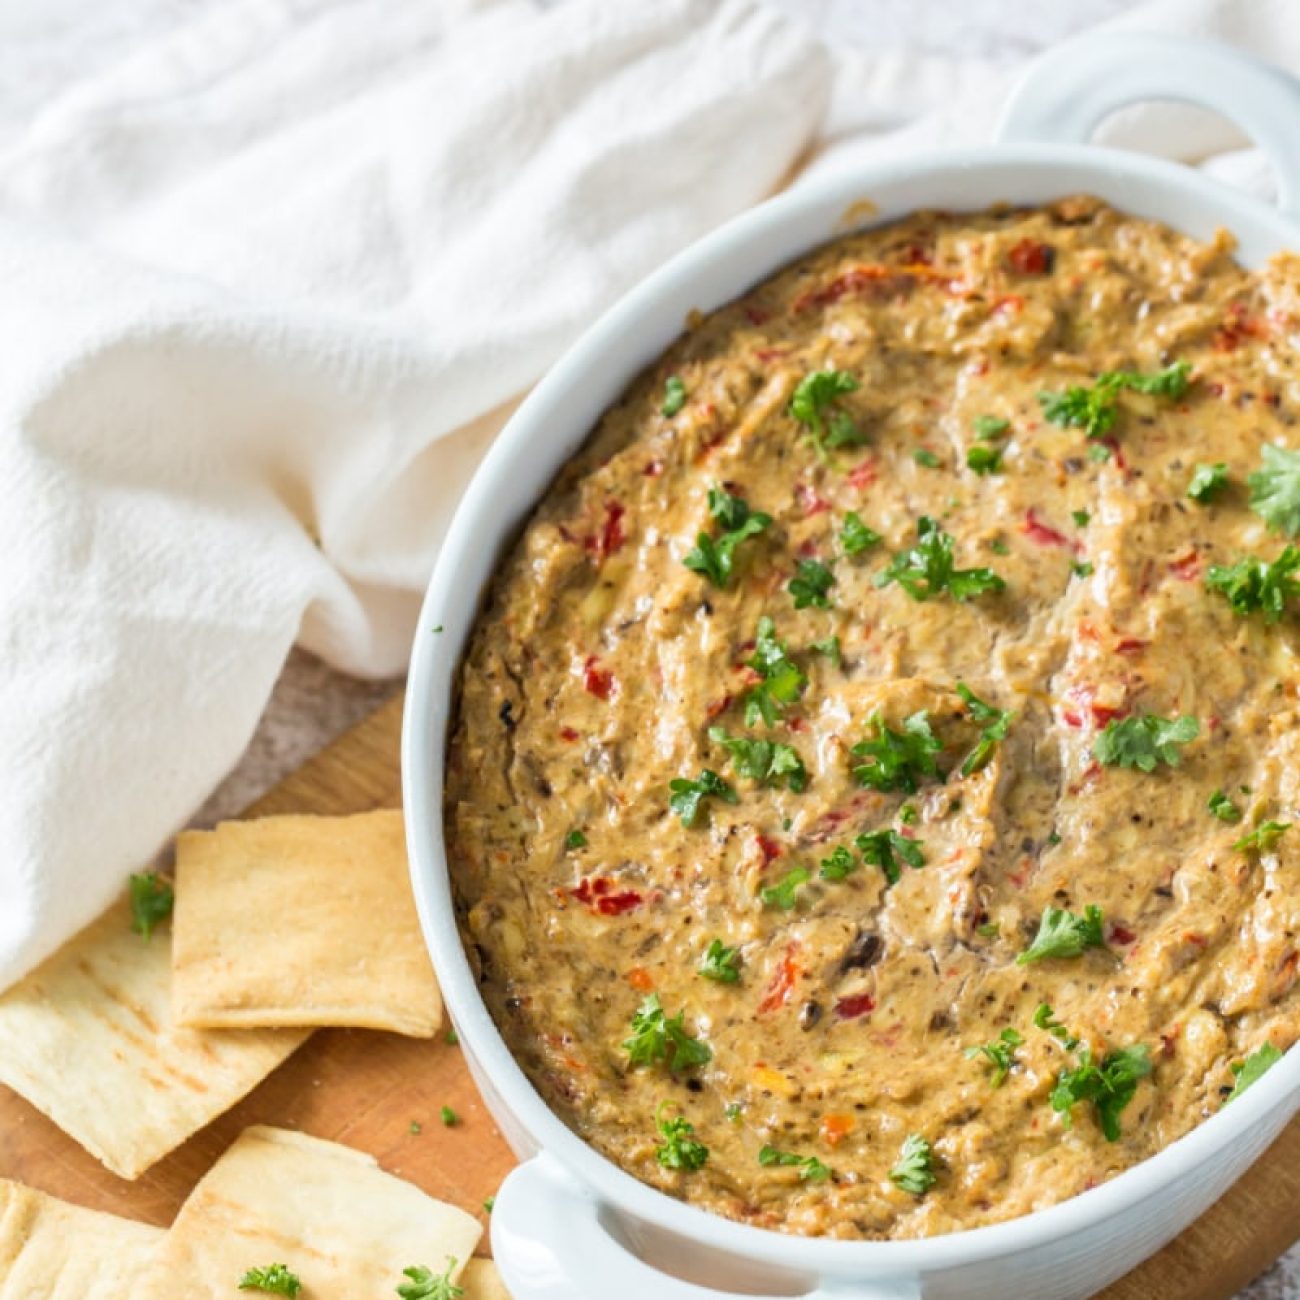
[[0, 809, 507, 1294], [1, 1126, 507, 1297]]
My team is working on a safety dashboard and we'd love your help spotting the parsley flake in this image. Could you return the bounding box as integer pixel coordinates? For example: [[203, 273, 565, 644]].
[[1249, 444, 1300, 535], [758, 1145, 831, 1182], [440, 1105, 458, 1127], [564, 829, 588, 850], [662, 376, 687, 417], [1038, 361, 1190, 440], [956, 682, 1012, 776], [1094, 713, 1199, 772], [655, 1102, 709, 1170], [789, 370, 863, 460], [788, 559, 835, 610], [840, 511, 881, 556], [698, 939, 742, 984], [855, 828, 924, 886], [851, 709, 942, 793], [1207, 790, 1242, 823], [965, 1027, 1023, 1087], [966, 445, 1003, 475], [1017, 905, 1106, 964], [624, 994, 712, 1072], [683, 486, 772, 588], [396, 1260, 463, 1300], [129, 871, 174, 941], [1206, 547, 1300, 622], [760, 866, 811, 911], [668, 769, 738, 827], [1072, 509, 1091, 526], [707, 726, 807, 792], [974, 415, 1010, 439], [1234, 820, 1290, 854], [876, 517, 1005, 602], [744, 617, 807, 727], [1050, 1044, 1152, 1141], [1226, 1042, 1284, 1103], [1188, 462, 1229, 503], [1033, 1002, 1079, 1049], [818, 844, 858, 882], [239, 1264, 302, 1296], [889, 1134, 936, 1195], [913, 448, 942, 469]]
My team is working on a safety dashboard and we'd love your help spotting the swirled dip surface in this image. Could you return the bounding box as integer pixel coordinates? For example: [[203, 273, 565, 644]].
[[446, 198, 1300, 1239]]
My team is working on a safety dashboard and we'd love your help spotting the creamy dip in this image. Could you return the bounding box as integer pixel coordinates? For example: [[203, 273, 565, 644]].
[[445, 197, 1300, 1239]]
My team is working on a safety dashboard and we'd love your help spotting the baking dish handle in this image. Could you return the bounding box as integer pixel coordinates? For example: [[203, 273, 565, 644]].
[[996, 30, 1300, 219], [491, 1154, 921, 1300]]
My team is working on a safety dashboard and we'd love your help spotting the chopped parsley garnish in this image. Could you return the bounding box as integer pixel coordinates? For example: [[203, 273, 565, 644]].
[[975, 920, 1000, 938], [760, 866, 811, 911], [1207, 789, 1242, 823], [966, 445, 1002, 475], [855, 828, 924, 886], [707, 726, 807, 791], [851, 709, 941, 793], [410, 1120, 422, 1135], [1050, 1044, 1152, 1141], [239, 1264, 302, 1296], [956, 682, 1012, 776], [129, 871, 174, 941], [1033, 1002, 1079, 1049], [1226, 1042, 1284, 1103], [1071, 560, 1094, 578], [811, 635, 841, 666], [623, 994, 712, 1072], [789, 369, 863, 460], [655, 1102, 709, 1170], [698, 939, 742, 984], [912, 448, 940, 468], [965, 1027, 1023, 1087], [1205, 547, 1300, 622], [683, 486, 772, 588], [1187, 462, 1229, 503], [1248, 444, 1300, 535], [483, 1197, 495, 1213], [876, 516, 1005, 602], [888, 1135, 936, 1195], [445, 1028, 458, 1046], [725, 1102, 743, 1122], [899, 802, 919, 825], [397, 1260, 462, 1300], [1038, 361, 1190, 439], [788, 558, 835, 609], [989, 538, 1011, 555], [1093, 712, 1199, 772], [818, 844, 858, 881], [758, 1144, 831, 1182], [840, 511, 881, 556], [564, 829, 588, 850], [440, 1105, 458, 1127], [668, 769, 738, 827], [1017, 905, 1106, 964], [744, 616, 807, 727], [662, 376, 687, 417], [974, 415, 1010, 439], [1088, 443, 1112, 463], [1234, 820, 1290, 854], [1072, 509, 1090, 526]]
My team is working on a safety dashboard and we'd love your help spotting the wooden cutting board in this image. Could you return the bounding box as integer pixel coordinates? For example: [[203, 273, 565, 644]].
[[2, 691, 1297, 1297]]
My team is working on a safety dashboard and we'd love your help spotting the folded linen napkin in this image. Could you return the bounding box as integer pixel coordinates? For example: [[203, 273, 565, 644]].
[[0, 0, 1296, 990]]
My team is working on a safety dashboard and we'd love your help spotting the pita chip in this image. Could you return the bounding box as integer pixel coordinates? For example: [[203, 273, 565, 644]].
[[462, 1257, 511, 1299], [172, 809, 442, 1036], [0, 1179, 163, 1297], [136, 1125, 481, 1298], [0, 895, 307, 1179]]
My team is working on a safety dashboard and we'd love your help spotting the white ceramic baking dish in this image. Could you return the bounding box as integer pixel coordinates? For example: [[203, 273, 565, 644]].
[[403, 31, 1300, 1300]]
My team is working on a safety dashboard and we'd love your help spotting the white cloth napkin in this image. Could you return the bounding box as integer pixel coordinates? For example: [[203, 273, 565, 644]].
[[0, 0, 1296, 991]]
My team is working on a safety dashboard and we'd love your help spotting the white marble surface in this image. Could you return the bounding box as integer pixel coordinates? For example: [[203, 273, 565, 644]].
[[5, 0, 1294, 1291]]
